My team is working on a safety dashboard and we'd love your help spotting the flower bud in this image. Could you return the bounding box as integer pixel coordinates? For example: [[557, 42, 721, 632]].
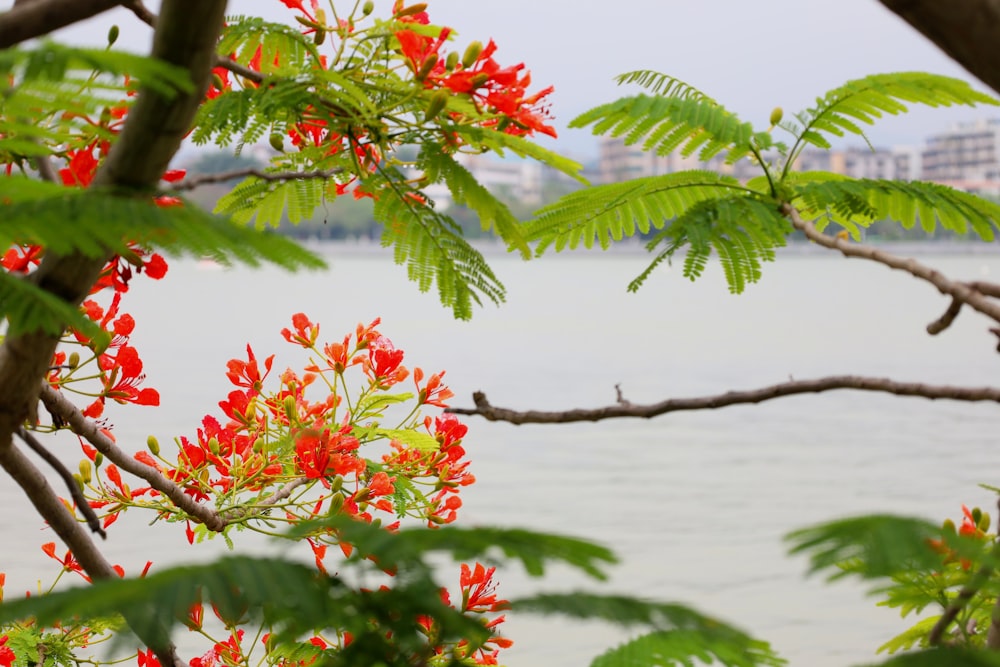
[[252, 438, 264, 454], [469, 72, 489, 89], [328, 493, 345, 514], [67, 352, 80, 369], [445, 51, 459, 71], [147, 435, 160, 456], [94, 452, 104, 467], [211, 72, 226, 92], [78, 460, 92, 484], [416, 53, 438, 81], [269, 132, 284, 152], [980, 512, 992, 534], [769, 106, 783, 127], [462, 41, 483, 69], [354, 488, 371, 504], [362, 0, 374, 15], [973, 507, 983, 525], [207, 438, 220, 455], [315, 7, 327, 25], [72, 473, 85, 493], [314, 28, 327, 46], [283, 395, 297, 421], [395, 3, 428, 19], [424, 89, 449, 122], [943, 518, 956, 533], [330, 475, 343, 493], [107, 25, 120, 47]]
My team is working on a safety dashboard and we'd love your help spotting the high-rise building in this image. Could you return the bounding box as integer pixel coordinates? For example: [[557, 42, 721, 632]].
[[922, 118, 1000, 193]]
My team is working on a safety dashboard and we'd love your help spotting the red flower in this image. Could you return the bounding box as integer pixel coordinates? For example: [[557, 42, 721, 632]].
[[0, 635, 15, 667], [414, 368, 453, 407], [365, 336, 408, 386], [226, 344, 274, 394], [282, 312, 320, 347]]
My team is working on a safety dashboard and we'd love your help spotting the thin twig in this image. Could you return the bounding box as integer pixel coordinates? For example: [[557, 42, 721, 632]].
[[782, 204, 1000, 329], [122, 0, 155, 27], [219, 478, 308, 523], [928, 297, 965, 335], [172, 167, 343, 191], [216, 56, 263, 84], [447, 375, 1000, 425], [39, 384, 227, 532], [17, 427, 106, 539]]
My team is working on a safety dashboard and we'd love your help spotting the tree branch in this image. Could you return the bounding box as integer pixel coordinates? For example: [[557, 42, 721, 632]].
[[879, 0, 1000, 97], [172, 167, 343, 191], [447, 376, 1000, 425], [17, 426, 106, 538], [0, 0, 122, 48], [38, 384, 227, 532], [927, 281, 1000, 335], [781, 204, 1000, 330], [123, 0, 155, 28]]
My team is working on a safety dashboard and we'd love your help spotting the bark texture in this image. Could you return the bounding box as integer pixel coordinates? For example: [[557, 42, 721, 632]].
[[880, 0, 1000, 95]]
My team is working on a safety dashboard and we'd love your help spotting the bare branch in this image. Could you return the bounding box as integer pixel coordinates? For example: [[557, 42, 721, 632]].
[[39, 384, 227, 532], [17, 426, 105, 538], [216, 56, 264, 85], [0, 0, 121, 48], [123, 0, 155, 27], [448, 376, 1000, 425], [927, 281, 1000, 335], [927, 296, 965, 335], [782, 204, 1000, 329], [172, 167, 343, 191]]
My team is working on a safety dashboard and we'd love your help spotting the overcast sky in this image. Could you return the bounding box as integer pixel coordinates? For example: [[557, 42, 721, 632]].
[[8, 0, 998, 158]]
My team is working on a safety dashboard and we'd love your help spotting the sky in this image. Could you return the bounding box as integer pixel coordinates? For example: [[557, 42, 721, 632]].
[[6, 0, 998, 160]]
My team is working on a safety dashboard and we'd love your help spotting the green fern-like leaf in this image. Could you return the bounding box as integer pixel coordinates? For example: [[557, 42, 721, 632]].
[[613, 71, 716, 102], [858, 648, 1000, 667], [289, 516, 617, 581], [633, 194, 790, 294], [374, 179, 505, 320], [0, 183, 325, 270], [526, 170, 752, 253], [792, 177, 1000, 239], [0, 556, 488, 665], [571, 93, 776, 164], [785, 72, 999, 170], [785, 515, 971, 583], [590, 629, 785, 667], [418, 149, 530, 258]]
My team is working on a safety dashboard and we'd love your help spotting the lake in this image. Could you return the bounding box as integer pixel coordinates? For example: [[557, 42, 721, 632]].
[[3, 243, 1000, 666]]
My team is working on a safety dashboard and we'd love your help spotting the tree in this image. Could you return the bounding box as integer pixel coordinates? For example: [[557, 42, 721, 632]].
[[444, 25, 1000, 667], [0, 2, 786, 667]]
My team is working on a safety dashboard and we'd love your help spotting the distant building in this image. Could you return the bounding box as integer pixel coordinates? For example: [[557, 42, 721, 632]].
[[921, 118, 1000, 196], [597, 136, 919, 184]]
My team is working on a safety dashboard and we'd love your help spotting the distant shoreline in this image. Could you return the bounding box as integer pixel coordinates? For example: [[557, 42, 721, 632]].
[[303, 237, 1000, 258]]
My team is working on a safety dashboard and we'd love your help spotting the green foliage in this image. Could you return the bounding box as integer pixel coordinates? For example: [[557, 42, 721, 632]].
[[0, 43, 191, 165], [786, 515, 947, 581], [288, 515, 617, 580], [419, 149, 530, 258], [858, 648, 1000, 667], [512, 591, 786, 667], [791, 177, 1000, 240], [590, 630, 783, 667], [0, 178, 323, 333], [373, 173, 506, 320], [529, 70, 1000, 295], [784, 72, 999, 167]]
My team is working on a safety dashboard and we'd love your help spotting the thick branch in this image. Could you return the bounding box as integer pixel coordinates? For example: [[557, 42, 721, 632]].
[[39, 385, 226, 531], [448, 376, 1000, 425], [172, 167, 343, 191], [0, 0, 121, 48], [879, 0, 1000, 97], [782, 204, 1000, 328]]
